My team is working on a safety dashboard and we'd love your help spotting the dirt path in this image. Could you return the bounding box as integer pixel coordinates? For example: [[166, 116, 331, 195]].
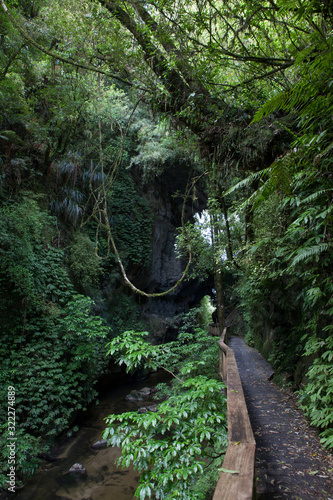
[[229, 336, 333, 500]]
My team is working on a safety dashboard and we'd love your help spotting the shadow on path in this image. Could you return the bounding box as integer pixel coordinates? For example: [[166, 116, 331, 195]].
[[229, 336, 333, 500]]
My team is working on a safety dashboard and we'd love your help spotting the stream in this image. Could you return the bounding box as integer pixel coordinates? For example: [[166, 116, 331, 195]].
[[15, 371, 169, 500]]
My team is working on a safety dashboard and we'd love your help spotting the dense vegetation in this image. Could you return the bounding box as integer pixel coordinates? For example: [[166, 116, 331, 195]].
[[104, 311, 227, 500], [0, 0, 332, 497]]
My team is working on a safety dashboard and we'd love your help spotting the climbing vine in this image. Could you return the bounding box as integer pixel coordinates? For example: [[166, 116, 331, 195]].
[[79, 95, 194, 298]]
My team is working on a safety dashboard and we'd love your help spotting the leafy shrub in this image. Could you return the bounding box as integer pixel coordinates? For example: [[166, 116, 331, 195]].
[[0, 196, 112, 488], [0, 426, 44, 489], [0, 295, 110, 434], [104, 318, 227, 499], [0, 295, 111, 487], [105, 376, 227, 500], [299, 330, 333, 449]]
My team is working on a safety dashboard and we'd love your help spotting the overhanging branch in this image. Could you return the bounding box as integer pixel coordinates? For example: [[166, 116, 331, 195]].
[[0, 0, 133, 86]]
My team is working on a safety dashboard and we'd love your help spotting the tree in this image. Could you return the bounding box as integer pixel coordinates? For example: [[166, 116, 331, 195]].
[[224, 0, 333, 447], [1, 0, 332, 476]]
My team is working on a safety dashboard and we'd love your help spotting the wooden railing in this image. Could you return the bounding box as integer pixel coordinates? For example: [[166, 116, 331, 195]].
[[210, 325, 256, 500]]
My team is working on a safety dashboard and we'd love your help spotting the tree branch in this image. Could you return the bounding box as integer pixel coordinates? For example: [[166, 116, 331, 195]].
[[148, 0, 294, 68], [0, 0, 133, 86], [99, 0, 190, 98], [0, 42, 25, 80], [160, 365, 184, 383]]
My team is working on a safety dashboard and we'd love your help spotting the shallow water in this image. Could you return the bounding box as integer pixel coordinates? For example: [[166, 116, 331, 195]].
[[15, 371, 168, 500]]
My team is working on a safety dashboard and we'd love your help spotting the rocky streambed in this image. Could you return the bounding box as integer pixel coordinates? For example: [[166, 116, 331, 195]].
[[15, 371, 169, 500]]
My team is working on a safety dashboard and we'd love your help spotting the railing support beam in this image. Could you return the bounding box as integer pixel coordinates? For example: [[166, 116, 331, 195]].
[[210, 326, 256, 500]]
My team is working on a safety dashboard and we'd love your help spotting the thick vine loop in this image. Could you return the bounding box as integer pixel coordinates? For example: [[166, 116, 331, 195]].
[[81, 89, 194, 297]]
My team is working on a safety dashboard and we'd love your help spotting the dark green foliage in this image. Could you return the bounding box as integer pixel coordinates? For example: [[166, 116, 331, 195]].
[[0, 294, 110, 486], [109, 170, 154, 266], [0, 427, 43, 489], [299, 331, 333, 449], [69, 231, 102, 288], [0, 295, 109, 432], [106, 292, 144, 335], [0, 194, 72, 313], [104, 314, 227, 499], [0, 196, 111, 486]]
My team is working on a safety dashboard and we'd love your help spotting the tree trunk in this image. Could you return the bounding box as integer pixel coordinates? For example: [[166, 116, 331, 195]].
[[214, 267, 225, 336], [211, 213, 225, 336]]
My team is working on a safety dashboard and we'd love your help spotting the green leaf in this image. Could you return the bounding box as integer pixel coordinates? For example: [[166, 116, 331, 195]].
[[218, 468, 240, 474]]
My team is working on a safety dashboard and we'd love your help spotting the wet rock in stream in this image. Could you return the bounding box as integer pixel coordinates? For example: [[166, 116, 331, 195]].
[[125, 390, 144, 402], [91, 440, 108, 450], [68, 463, 87, 475], [125, 387, 155, 402], [137, 404, 158, 414], [139, 387, 154, 396]]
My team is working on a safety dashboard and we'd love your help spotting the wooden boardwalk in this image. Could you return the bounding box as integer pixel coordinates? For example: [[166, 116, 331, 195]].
[[229, 336, 333, 500], [213, 329, 256, 500]]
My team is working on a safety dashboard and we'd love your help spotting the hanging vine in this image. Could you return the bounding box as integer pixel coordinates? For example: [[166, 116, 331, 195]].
[[81, 84, 194, 298]]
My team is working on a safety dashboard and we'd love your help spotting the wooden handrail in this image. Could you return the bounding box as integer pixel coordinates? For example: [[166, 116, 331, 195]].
[[210, 326, 256, 500]]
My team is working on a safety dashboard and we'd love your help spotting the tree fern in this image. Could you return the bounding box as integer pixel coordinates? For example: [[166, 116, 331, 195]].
[[225, 155, 292, 214]]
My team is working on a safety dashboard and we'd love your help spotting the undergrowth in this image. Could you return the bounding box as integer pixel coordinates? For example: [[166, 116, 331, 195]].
[[104, 308, 228, 499]]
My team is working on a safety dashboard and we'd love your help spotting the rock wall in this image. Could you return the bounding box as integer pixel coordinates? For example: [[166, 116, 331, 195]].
[[128, 163, 212, 341]]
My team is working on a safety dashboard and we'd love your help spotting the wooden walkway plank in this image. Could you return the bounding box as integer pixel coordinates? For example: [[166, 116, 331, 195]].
[[211, 326, 256, 500], [213, 442, 256, 500]]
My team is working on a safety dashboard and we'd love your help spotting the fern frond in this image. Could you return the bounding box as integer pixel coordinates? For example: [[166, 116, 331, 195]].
[[228, 155, 293, 214], [230, 182, 267, 215], [299, 189, 331, 205], [224, 168, 270, 197], [289, 243, 331, 267], [251, 90, 291, 123], [260, 159, 292, 200], [252, 45, 333, 125], [247, 238, 270, 255]]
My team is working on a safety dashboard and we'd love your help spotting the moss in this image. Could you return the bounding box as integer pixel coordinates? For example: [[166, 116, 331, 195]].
[[69, 231, 102, 288]]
